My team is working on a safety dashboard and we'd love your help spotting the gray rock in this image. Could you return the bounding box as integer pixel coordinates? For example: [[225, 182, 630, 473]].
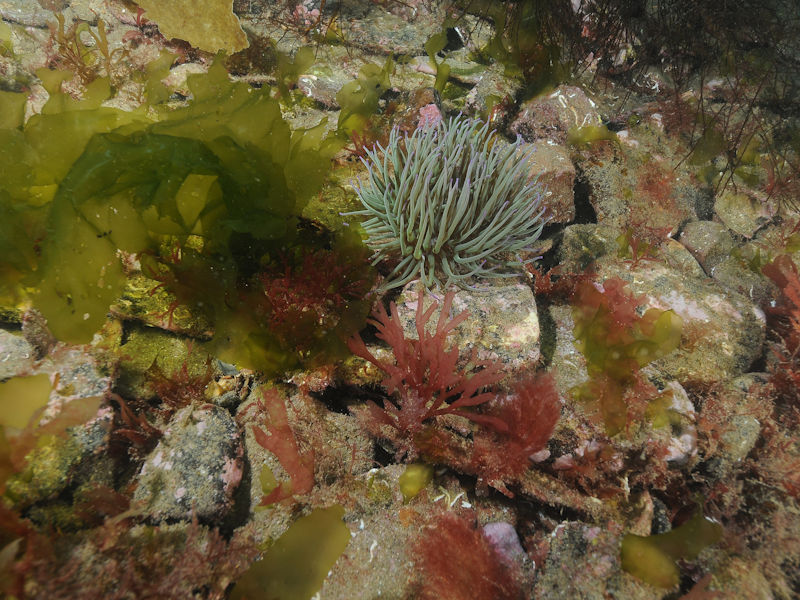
[[394, 280, 542, 377], [0, 329, 36, 380], [0, 0, 52, 27], [135, 404, 244, 522], [679, 220, 735, 274], [714, 189, 773, 238]]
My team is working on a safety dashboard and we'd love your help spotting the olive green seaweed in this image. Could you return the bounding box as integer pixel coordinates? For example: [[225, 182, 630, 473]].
[[621, 507, 722, 588], [1, 55, 369, 373], [231, 505, 351, 600]]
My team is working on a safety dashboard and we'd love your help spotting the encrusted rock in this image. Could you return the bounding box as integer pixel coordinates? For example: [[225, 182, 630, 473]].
[[525, 141, 576, 224], [679, 220, 735, 274], [511, 86, 603, 144], [111, 272, 214, 338], [599, 260, 766, 386], [535, 521, 662, 599], [714, 189, 773, 238], [134, 404, 244, 522]]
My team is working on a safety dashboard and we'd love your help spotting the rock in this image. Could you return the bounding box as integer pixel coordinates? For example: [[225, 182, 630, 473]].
[[339, 280, 542, 387], [679, 220, 735, 274], [545, 257, 765, 388], [0, 329, 36, 379], [317, 508, 415, 600], [239, 385, 373, 513], [287, 44, 371, 110], [134, 404, 244, 522], [720, 414, 761, 463], [482, 521, 527, 567], [544, 303, 587, 395], [699, 373, 769, 481], [511, 86, 603, 144], [114, 327, 217, 401], [651, 379, 697, 464], [557, 223, 620, 273], [711, 252, 776, 307], [714, 189, 773, 238], [395, 280, 542, 377], [525, 141, 576, 224], [597, 260, 766, 386], [0, 0, 53, 27], [5, 432, 84, 510], [713, 557, 773, 600], [338, 1, 446, 55], [535, 521, 662, 599], [4, 405, 115, 517], [577, 149, 695, 236], [41, 345, 111, 420], [661, 238, 706, 279], [111, 272, 214, 338]]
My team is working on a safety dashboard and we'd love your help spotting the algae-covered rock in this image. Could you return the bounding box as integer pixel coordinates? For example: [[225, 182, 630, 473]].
[[4, 432, 81, 509], [134, 404, 243, 522], [111, 272, 214, 338], [115, 326, 216, 401]]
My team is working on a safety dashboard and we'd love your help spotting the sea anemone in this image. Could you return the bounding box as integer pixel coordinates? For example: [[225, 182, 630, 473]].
[[347, 115, 547, 291]]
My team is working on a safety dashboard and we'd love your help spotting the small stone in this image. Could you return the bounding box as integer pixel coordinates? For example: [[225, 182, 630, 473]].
[[720, 415, 761, 463], [482, 521, 526, 566]]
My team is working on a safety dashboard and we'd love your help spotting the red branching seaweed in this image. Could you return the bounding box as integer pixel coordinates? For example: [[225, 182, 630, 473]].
[[762, 254, 800, 425], [471, 374, 561, 495], [413, 511, 524, 600], [253, 247, 372, 352], [348, 290, 507, 459], [249, 387, 315, 505]]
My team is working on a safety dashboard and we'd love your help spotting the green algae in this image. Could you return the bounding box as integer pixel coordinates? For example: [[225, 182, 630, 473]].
[[621, 507, 722, 588], [0, 374, 51, 431], [567, 125, 619, 148], [336, 57, 394, 135], [0, 54, 371, 373], [424, 28, 452, 94], [231, 505, 350, 600], [572, 279, 683, 435], [398, 463, 434, 502]]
